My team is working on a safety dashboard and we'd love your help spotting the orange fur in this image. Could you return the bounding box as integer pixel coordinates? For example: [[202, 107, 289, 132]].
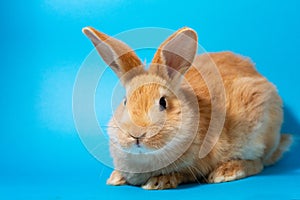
[[83, 27, 293, 190]]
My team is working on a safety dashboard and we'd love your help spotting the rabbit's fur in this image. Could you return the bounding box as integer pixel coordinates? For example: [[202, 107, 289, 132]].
[[83, 27, 292, 189]]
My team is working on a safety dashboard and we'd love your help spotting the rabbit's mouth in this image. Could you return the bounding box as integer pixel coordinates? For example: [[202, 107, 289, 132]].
[[128, 132, 146, 148], [127, 142, 153, 154], [135, 138, 141, 148], [123, 135, 158, 154]]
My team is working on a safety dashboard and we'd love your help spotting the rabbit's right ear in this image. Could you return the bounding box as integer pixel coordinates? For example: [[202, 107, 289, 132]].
[[82, 27, 144, 84]]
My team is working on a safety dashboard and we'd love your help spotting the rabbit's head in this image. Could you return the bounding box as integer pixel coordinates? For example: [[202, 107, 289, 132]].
[[83, 27, 199, 172]]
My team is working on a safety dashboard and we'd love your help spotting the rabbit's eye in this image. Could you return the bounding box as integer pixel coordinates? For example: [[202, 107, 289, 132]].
[[159, 97, 167, 111], [123, 98, 127, 106]]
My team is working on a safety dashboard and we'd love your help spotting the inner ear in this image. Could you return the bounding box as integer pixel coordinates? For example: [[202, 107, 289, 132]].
[[83, 26, 144, 85], [162, 28, 197, 77], [150, 27, 198, 81], [162, 51, 191, 80]]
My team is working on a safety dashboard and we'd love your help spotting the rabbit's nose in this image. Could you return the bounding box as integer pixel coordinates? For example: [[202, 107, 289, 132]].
[[129, 132, 146, 148], [129, 132, 146, 140]]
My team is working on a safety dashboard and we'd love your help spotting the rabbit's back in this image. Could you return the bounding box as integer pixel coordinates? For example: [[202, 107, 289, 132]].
[[185, 51, 283, 164]]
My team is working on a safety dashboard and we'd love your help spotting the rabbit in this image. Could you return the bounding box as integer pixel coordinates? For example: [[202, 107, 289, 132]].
[[82, 26, 293, 190]]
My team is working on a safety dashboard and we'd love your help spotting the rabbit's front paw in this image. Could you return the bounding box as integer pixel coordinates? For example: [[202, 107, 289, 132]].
[[142, 174, 180, 190], [107, 170, 126, 186]]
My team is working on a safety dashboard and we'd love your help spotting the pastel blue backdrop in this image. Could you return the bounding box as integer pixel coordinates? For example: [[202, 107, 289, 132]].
[[0, 1, 299, 199]]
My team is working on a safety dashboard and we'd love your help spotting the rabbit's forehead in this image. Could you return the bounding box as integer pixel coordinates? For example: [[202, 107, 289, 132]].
[[126, 74, 168, 97], [128, 83, 161, 102]]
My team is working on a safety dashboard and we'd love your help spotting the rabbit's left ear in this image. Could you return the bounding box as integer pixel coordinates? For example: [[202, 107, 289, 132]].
[[149, 27, 198, 82], [83, 27, 144, 85]]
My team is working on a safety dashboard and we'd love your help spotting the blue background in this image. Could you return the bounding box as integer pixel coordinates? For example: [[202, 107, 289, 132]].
[[0, 0, 299, 199]]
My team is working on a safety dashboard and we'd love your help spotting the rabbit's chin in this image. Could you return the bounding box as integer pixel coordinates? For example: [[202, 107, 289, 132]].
[[123, 143, 156, 155], [111, 142, 172, 173]]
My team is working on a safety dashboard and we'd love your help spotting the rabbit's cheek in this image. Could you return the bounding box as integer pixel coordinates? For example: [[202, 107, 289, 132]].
[[142, 135, 166, 150]]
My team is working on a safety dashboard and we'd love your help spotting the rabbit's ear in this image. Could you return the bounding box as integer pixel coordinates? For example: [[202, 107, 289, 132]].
[[83, 27, 144, 84], [149, 27, 197, 82]]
